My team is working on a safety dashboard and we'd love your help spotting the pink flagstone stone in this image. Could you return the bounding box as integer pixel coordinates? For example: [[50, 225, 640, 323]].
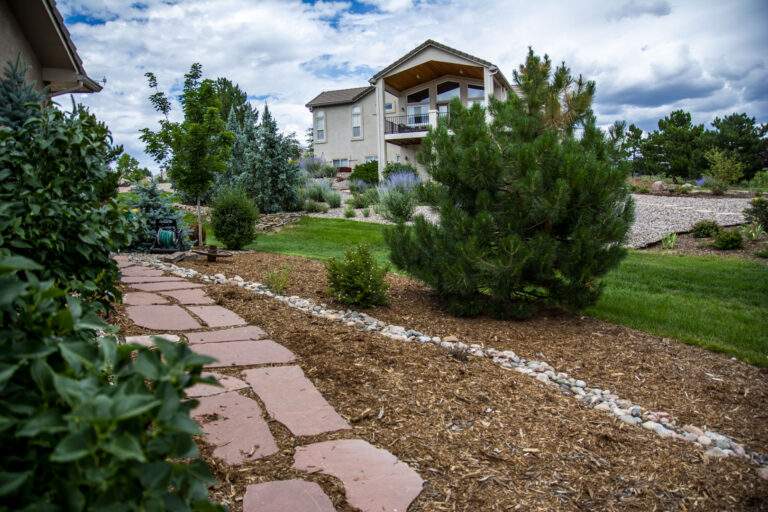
[[160, 288, 214, 305], [124, 334, 180, 347], [126, 305, 201, 330], [187, 305, 246, 328], [186, 372, 248, 397], [186, 325, 267, 344], [194, 340, 295, 367], [115, 260, 134, 269], [244, 366, 350, 436], [123, 292, 169, 306], [243, 480, 335, 512], [121, 276, 186, 284], [130, 281, 205, 292], [293, 439, 424, 512], [193, 391, 278, 465], [120, 266, 165, 277]]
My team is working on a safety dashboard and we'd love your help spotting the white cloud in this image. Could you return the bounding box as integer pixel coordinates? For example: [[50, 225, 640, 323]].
[[58, 0, 768, 170]]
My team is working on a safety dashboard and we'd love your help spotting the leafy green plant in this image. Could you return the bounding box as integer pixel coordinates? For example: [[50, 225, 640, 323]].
[[414, 181, 442, 205], [362, 207, 371, 217], [325, 189, 342, 208], [691, 220, 721, 238], [349, 160, 379, 185], [703, 148, 745, 195], [660, 232, 678, 249], [303, 200, 329, 213], [344, 206, 356, 218], [128, 180, 190, 251], [264, 265, 291, 294], [302, 181, 332, 203], [712, 229, 744, 250], [210, 187, 259, 249], [312, 163, 337, 178], [755, 247, 768, 258], [378, 187, 415, 223], [748, 170, 768, 190], [115, 153, 151, 184], [740, 222, 766, 241], [744, 196, 768, 231], [0, 254, 221, 510], [326, 244, 389, 307], [383, 161, 417, 180], [348, 188, 379, 209], [0, 62, 132, 307]]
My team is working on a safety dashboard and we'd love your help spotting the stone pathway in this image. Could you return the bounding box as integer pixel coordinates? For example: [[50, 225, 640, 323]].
[[114, 254, 424, 511]]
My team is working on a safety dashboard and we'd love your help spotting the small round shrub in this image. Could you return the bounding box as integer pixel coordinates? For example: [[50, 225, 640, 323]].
[[211, 187, 259, 249], [326, 244, 389, 307], [325, 189, 342, 208], [378, 187, 415, 223], [744, 196, 768, 231], [415, 180, 442, 205], [691, 220, 721, 238], [344, 206, 356, 218], [349, 178, 373, 194], [383, 161, 417, 180], [712, 229, 744, 250], [303, 199, 329, 213], [349, 160, 379, 184]]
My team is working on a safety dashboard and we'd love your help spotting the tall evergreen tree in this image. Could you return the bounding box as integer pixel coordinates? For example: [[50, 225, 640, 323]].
[[0, 57, 42, 129], [140, 63, 234, 244], [237, 105, 302, 213], [641, 110, 706, 179], [709, 113, 767, 180], [385, 49, 633, 318], [213, 77, 249, 127]]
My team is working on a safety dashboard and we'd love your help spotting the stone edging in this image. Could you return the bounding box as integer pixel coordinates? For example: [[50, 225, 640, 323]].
[[127, 253, 768, 473]]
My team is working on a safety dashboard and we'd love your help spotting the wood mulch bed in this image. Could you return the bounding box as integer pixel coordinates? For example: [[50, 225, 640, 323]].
[[643, 228, 768, 262], [181, 253, 768, 459]]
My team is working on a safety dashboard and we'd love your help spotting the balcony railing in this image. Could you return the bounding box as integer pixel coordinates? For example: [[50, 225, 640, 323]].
[[384, 111, 450, 135]]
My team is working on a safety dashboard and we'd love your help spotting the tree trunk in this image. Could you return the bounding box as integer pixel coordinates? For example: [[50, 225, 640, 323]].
[[196, 198, 203, 248]]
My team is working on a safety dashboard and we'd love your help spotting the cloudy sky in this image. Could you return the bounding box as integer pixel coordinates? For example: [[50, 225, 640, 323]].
[[58, 0, 768, 171]]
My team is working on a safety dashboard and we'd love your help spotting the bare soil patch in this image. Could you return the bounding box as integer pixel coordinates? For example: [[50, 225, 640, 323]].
[[181, 253, 768, 456]]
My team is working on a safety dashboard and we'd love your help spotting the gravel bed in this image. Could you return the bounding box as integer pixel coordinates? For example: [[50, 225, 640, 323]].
[[309, 193, 751, 247]]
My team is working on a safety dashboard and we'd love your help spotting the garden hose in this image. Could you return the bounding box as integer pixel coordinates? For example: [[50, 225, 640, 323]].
[[157, 229, 176, 249]]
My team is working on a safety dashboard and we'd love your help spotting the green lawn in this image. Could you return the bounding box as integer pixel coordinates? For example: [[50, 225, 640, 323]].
[[210, 217, 768, 366]]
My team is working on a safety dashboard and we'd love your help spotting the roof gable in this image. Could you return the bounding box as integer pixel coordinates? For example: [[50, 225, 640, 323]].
[[305, 86, 374, 108]]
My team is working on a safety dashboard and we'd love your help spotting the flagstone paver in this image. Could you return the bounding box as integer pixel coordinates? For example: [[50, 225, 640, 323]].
[[121, 275, 188, 284], [187, 305, 247, 328], [160, 288, 215, 305], [193, 390, 278, 464], [123, 292, 169, 306], [293, 439, 424, 512], [124, 334, 180, 347], [130, 281, 205, 292], [194, 340, 296, 367], [186, 372, 249, 397], [186, 325, 268, 344], [126, 305, 201, 330], [243, 480, 335, 512], [244, 366, 350, 436], [120, 266, 165, 277]]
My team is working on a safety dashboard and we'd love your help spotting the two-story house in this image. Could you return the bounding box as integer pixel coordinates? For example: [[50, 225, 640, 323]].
[[306, 40, 512, 176]]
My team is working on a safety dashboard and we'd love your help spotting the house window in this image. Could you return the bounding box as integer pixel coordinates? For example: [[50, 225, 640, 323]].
[[332, 158, 349, 168], [384, 101, 394, 112], [365, 155, 377, 162], [406, 88, 429, 126], [314, 110, 326, 142], [467, 84, 485, 107], [351, 105, 362, 138], [437, 81, 460, 103]]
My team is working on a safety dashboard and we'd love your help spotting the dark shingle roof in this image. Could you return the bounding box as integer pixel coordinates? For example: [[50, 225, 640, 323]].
[[305, 86, 374, 108]]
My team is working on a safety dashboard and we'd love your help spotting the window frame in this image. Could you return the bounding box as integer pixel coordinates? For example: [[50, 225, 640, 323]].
[[351, 104, 363, 140], [314, 110, 326, 143]]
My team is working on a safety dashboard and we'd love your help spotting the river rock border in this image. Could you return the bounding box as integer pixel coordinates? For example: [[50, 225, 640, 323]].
[[126, 253, 767, 472]]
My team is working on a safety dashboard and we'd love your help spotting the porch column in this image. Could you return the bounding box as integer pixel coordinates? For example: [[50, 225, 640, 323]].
[[375, 78, 387, 181], [483, 67, 495, 122]]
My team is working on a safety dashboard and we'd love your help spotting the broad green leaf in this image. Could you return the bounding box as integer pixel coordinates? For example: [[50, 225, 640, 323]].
[[103, 432, 146, 462], [16, 409, 67, 437], [0, 254, 42, 272], [0, 471, 31, 496], [137, 461, 171, 490], [134, 351, 161, 380], [51, 431, 91, 462], [112, 393, 160, 421]]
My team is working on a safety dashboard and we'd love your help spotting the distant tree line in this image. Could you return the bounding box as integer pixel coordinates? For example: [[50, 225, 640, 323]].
[[609, 111, 767, 181]]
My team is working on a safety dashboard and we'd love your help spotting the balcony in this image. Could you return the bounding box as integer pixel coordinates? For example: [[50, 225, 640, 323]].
[[384, 111, 448, 145]]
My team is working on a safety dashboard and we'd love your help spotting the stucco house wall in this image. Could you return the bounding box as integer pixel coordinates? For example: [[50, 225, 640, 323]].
[[0, 1, 43, 86]]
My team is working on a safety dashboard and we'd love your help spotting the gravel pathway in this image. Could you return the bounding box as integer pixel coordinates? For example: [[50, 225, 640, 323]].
[[309, 194, 751, 248]]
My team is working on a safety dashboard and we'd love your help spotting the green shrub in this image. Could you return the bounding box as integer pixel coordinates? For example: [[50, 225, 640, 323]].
[[129, 180, 190, 251], [0, 253, 221, 510], [349, 160, 379, 184], [755, 247, 768, 258], [691, 220, 721, 238], [740, 222, 766, 241], [712, 230, 744, 250], [302, 181, 332, 203], [303, 199, 329, 213], [344, 206, 356, 218], [749, 170, 768, 190], [326, 244, 389, 307], [325, 189, 342, 208], [362, 207, 371, 217], [348, 188, 379, 209], [264, 265, 291, 294], [415, 180, 442, 205], [703, 148, 744, 195], [378, 188, 415, 223], [0, 60, 132, 307], [744, 196, 768, 230], [211, 187, 259, 249], [660, 232, 678, 249], [383, 161, 417, 180]]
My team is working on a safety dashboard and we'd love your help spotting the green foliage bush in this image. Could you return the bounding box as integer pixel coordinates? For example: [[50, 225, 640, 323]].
[[325, 189, 342, 208], [660, 232, 678, 249], [0, 62, 132, 306], [712, 229, 744, 250], [348, 188, 379, 209], [302, 181, 332, 203], [264, 265, 291, 294], [378, 188, 415, 223], [326, 244, 389, 307], [386, 49, 633, 318], [303, 200, 329, 213], [349, 160, 379, 184], [749, 170, 768, 190], [0, 254, 221, 510], [344, 206, 356, 218], [128, 180, 190, 251], [383, 161, 417, 180], [703, 148, 744, 195], [744, 196, 768, 230], [414, 180, 442, 205], [211, 187, 259, 249], [691, 220, 721, 238]]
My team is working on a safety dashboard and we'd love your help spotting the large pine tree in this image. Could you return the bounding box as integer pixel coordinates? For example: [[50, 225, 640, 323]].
[[386, 49, 634, 318]]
